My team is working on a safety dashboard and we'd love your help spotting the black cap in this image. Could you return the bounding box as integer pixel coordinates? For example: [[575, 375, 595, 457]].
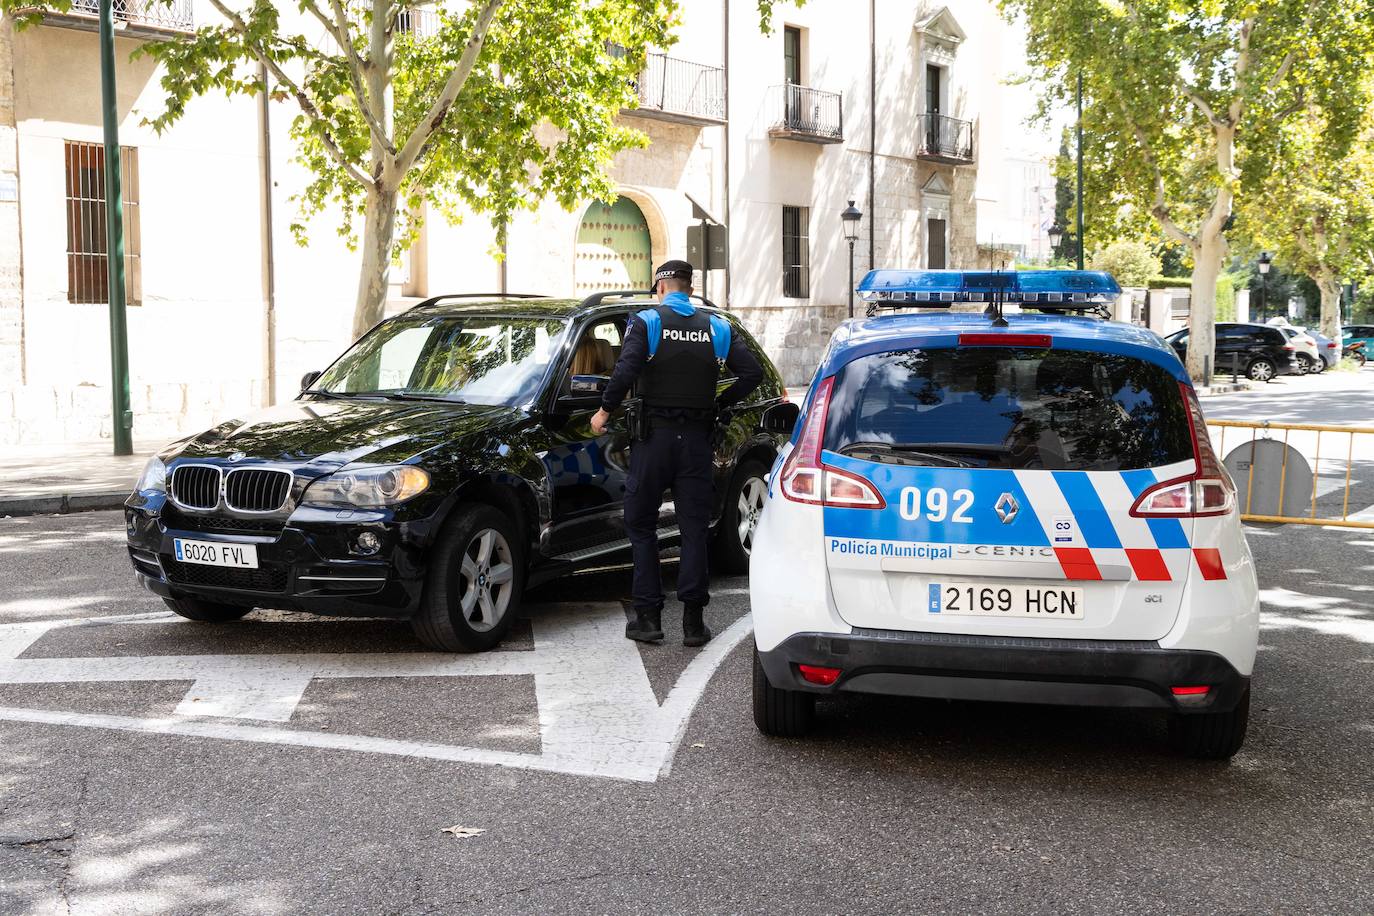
[[653, 259, 694, 284]]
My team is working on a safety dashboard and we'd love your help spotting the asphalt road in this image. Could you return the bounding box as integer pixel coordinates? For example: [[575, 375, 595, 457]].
[[1, 373, 1372, 915]]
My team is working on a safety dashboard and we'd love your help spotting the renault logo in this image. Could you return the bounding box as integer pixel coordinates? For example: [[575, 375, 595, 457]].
[[995, 493, 1019, 524]]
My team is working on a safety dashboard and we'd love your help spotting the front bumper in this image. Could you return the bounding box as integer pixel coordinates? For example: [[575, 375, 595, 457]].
[[758, 629, 1249, 714], [125, 502, 429, 618]]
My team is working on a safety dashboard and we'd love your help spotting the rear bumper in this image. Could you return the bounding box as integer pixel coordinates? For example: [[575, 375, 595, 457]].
[[758, 629, 1249, 713]]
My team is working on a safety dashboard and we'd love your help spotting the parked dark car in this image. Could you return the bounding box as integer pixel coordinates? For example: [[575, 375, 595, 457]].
[[125, 292, 793, 651], [1165, 322, 1300, 382]]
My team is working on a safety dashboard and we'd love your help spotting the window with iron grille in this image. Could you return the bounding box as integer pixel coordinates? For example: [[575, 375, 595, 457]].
[[64, 141, 141, 305], [782, 205, 810, 298]]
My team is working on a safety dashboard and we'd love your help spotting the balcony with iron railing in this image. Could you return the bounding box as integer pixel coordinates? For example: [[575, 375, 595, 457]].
[[36, 0, 194, 36], [917, 112, 975, 165], [625, 52, 725, 126], [767, 83, 843, 144]]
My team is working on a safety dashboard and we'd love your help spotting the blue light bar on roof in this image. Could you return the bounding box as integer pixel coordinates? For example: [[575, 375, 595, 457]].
[[856, 269, 1122, 306]]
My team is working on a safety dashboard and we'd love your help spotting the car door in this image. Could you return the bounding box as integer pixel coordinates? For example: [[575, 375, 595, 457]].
[[541, 313, 634, 557]]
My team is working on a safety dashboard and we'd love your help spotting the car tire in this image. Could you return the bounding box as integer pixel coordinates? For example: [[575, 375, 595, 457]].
[[162, 596, 253, 622], [1295, 354, 1314, 374], [412, 504, 525, 652], [752, 649, 815, 737], [1247, 358, 1277, 382], [713, 459, 770, 575], [1169, 688, 1250, 760]]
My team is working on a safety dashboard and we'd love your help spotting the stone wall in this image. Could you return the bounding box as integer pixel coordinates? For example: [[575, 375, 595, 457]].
[[0, 18, 21, 390], [734, 301, 848, 387], [0, 379, 260, 446]]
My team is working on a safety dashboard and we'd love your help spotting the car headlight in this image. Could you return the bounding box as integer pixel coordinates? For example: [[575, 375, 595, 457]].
[[302, 465, 430, 508], [134, 456, 167, 493]]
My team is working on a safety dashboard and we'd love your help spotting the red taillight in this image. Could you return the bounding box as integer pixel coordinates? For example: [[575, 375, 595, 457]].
[[1283, 344, 1295, 351], [1171, 685, 1210, 696], [1327, 342, 1338, 348], [798, 664, 842, 686], [1130, 383, 1236, 518], [779, 377, 885, 509], [958, 333, 1052, 348]]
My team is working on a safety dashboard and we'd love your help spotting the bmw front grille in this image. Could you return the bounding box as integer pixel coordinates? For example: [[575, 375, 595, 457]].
[[224, 468, 292, 513], [170, 465, 220, 510]]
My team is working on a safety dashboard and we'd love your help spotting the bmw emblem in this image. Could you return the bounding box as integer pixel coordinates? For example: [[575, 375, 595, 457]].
[[228, 451, 246, 462], [995, 493, 1019, 524]]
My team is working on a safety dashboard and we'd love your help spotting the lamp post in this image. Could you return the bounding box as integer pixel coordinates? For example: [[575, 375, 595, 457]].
[[1258, 251, 1272, 321], [842, 200, 862, 318], [1048, 223, 1064, 263]]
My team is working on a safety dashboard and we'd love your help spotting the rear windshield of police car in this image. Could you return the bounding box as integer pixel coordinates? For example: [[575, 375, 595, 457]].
[[824, 347, 1193, 471]]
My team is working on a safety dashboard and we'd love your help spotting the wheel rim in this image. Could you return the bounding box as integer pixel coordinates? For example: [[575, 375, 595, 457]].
[[736, 476, 768, 554], [1251, 361, 1274, 381], [456, 528, 514, 633]]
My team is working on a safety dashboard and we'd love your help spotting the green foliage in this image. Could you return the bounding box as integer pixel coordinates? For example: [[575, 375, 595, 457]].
[[1146, 276, 1193, 290], [1089, 240, 1160, 287], [1051, 130, 1077, 262]]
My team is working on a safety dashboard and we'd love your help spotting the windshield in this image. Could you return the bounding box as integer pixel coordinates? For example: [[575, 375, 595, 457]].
[[310, 315, 569, 406], [824, 347, 1193, 471]]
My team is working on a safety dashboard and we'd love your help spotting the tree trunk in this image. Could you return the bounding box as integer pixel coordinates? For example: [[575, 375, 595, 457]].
[[1185, 232, 1227, 384], [353, 185, 399, 339], [1316, 268, 1342, 344]]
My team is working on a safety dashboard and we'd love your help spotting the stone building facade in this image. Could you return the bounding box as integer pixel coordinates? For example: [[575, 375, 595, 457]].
[[0, 1, 1029, 444]]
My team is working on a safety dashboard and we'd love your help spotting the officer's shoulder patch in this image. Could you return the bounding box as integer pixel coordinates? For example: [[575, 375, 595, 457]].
[[707, 313, 731, 361], [637, 308, 663, 358]]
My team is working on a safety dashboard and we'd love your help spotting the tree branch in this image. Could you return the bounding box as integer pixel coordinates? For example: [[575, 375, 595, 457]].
[[1116, 96, 1196, 249], [1186, 91, 1225, 129], [206, 0, 374, 188], [315, 0, 395, 155], [393, 0, 504, 176]]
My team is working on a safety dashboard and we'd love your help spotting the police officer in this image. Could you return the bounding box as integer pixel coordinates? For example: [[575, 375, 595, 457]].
[[591, 260, 763, 647]]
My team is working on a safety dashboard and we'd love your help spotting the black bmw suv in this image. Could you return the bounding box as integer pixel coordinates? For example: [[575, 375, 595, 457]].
[[125, 292, 792, 651]]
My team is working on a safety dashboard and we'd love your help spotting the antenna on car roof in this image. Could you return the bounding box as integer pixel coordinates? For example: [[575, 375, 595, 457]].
[[984, 272, 1009, 327]]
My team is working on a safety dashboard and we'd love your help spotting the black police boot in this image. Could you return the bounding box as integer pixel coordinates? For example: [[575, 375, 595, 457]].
[[683, 604, 712, 647], [625, 606, 664, 643]]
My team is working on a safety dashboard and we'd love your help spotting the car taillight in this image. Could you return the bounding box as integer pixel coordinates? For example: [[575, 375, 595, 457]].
[[1327, 342, 1338, 348], [1283, 344, 1295, 351], [1130, 382, 1236, 518], [778, 376, 885, 509]]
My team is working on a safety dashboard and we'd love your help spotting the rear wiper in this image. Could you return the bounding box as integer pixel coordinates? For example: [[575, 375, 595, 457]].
[[842, 442, 974, 468]]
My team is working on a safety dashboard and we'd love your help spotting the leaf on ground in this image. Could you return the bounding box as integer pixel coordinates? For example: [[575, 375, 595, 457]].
[[441, 825, 486, 838]]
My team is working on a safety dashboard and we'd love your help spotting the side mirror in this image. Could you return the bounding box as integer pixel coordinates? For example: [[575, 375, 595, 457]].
[[300, 370, 322, 391], [569, 374, 609, 397], [761, 402, 800, 436]]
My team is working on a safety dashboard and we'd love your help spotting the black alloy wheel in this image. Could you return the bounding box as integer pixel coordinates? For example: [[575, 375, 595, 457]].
[[1247, 358, 1277, 382], [713, 460, 770, 575], [412, 504, 524, 652]]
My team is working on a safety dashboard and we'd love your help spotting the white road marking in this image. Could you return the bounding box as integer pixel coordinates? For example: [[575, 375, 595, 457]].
[[0, 604, 753, 783]]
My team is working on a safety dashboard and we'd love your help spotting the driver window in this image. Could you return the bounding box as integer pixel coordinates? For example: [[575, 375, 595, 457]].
[[565, 317, 624, 390]]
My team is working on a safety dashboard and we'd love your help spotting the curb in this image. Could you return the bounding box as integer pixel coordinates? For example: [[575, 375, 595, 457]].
[[0, 492, 129, 518]]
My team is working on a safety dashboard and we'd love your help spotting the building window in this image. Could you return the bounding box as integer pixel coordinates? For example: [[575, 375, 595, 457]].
[[64, 141, 140, 305], [782, 205, 810, 299]]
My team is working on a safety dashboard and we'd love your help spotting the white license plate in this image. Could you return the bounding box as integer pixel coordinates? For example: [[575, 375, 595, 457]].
[[929, 582, 1084, 619], [173, 538, 259, 569]]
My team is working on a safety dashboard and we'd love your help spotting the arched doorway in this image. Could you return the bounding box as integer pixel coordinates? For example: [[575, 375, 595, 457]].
[[575, 197, 653, 295]]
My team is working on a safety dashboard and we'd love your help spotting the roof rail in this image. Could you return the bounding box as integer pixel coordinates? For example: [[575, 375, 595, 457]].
[[580, 290, 722, 311], [857, 269, 1120, 321], [410, 292, 550, 310]]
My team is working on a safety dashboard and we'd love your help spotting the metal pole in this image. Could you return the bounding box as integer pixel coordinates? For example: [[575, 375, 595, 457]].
[[257, 63, 277, 407], [1075, 72, 1085, 270], [847, 239, 855, 319], [100, 0, 132, 455], [867, 0, 875, 270]]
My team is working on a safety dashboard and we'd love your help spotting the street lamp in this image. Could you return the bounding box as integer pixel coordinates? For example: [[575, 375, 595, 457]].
[[1258, 251, 1272, 320], [841, 200, 862, 318], [1048, 223, 1064, 260]]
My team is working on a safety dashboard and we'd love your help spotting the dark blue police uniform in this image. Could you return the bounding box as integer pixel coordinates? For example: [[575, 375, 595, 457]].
[[600, 271, 763, 646]]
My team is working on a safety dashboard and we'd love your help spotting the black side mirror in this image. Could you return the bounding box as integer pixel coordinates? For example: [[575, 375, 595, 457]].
[[300, 370, 322, 391], [761, 402, 800, 436], [569, 374, 610, 397]]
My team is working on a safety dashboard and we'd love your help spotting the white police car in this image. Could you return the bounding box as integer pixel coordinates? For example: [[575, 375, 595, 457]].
[[750, 270, 1258, 759]]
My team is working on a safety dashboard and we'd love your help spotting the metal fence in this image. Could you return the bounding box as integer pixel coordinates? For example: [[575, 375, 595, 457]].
[[917, 113, 974, 162], [634, 53, 725, 122], [1207, 419, 1374, 528], [770, 83, 843, 141], [68, 0, 194, 31]]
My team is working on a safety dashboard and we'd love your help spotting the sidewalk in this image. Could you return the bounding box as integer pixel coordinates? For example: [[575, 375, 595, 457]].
[[0, 439, 158, 517]]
